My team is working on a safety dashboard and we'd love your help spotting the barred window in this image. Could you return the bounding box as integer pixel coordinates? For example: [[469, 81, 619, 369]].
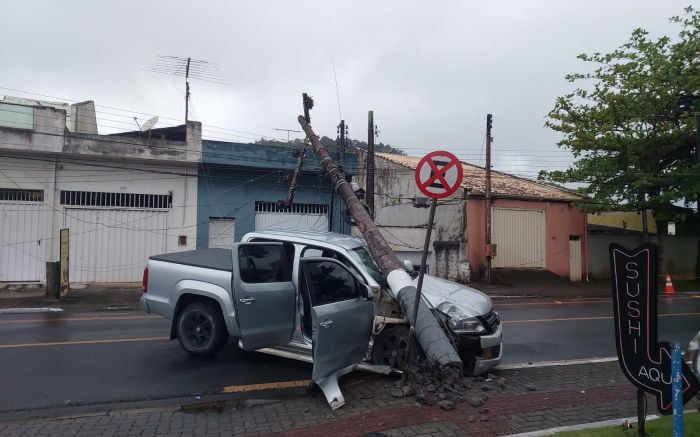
[[60, 191, 172, 209], [255, 201, 328, 214], [0, 188, 44, 202]]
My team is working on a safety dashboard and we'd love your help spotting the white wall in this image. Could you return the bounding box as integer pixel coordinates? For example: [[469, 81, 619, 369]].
[[354, 152, 467, 275], [0, 156, 198, 282]]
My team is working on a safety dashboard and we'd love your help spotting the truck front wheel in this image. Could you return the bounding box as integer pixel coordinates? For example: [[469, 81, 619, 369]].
[[177, 302, 229, 356]]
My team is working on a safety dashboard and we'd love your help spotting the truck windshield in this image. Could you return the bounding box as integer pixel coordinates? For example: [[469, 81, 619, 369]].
[[348, 247, 387, 288]]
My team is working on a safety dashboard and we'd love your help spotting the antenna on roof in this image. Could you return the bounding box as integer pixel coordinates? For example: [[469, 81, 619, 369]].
[[143, 55, 228, 129]]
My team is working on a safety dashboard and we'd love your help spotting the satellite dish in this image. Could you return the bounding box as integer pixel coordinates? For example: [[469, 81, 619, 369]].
[[140, 116, 159, 132]]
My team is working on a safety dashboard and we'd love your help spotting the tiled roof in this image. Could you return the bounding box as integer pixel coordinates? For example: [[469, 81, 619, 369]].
[[375, 152, 584, 202]]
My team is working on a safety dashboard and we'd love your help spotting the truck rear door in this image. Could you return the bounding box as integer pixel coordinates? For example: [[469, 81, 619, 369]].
[[300, 258, 374, 409], [233, 242, 296, 350]]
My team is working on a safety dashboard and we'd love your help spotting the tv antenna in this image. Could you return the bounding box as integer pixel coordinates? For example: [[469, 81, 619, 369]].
[[273, 128, 302, 143], [144, 56, 228, 125]]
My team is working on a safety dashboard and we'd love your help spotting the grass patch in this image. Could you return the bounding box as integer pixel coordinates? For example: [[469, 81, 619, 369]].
[[553, 411, 699, 436]]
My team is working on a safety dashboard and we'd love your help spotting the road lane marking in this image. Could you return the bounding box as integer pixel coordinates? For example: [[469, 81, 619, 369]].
[[0, 315, 160, 325], [498, 356, 619, 369], [502, 311, 700, 324], [222, 380, 311, 393], [496, 295, 699, 307], [498, 356, 694, 370], [0, 307, 64, 314], [0, 336, 169, 349]]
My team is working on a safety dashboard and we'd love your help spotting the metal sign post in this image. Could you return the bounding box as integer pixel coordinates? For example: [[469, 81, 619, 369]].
[[59, 228, 69, 298], [609, 243, 700, 427], [402, 151, 464, 378]]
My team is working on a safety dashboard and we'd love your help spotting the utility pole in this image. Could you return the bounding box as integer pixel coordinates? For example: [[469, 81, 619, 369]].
[[297, 96, 461, 369], [338, 119, 347, 166], [367, 111, 375, 217], [485, 114, 493, 284], [185, 57, 191, 127]]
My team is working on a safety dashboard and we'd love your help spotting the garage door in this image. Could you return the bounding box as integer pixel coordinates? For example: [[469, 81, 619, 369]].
[[492, 207, 545, 268], [61, 191, 171, 282], [254, 201, 328, 233], [0, 188, 45, 282]]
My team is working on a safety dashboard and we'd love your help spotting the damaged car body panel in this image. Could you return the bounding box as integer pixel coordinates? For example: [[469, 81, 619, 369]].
[[141, 230, 503, 409]]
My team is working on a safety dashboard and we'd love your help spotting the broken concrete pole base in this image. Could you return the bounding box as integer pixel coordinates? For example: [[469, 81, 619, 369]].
[[387, 271, 462, 367]]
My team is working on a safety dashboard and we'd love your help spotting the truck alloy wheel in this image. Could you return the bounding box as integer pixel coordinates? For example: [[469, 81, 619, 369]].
[[371, 325, 410, 370], [177, 302, 228, 356]]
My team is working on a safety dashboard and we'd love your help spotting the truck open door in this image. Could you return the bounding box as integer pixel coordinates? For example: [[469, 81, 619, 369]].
[[300, 257, 387, 409]]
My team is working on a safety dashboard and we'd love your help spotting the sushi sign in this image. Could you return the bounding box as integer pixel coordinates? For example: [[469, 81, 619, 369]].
[[609, 243, 699, 414]]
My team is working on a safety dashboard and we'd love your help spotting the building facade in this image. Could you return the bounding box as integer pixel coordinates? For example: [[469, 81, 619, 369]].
[[196, 140, 356, 248], [355, 151, 588, 282], [0, 98, 200, 283]]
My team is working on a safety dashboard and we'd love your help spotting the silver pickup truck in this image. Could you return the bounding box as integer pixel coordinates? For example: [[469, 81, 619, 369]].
[[141, 230, 502, 408]]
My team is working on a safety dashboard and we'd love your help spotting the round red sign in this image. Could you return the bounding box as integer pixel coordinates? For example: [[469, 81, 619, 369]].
[[414, 150, 464, 199]]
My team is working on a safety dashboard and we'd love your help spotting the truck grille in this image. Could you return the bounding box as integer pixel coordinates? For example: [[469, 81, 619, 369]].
[[479, 310, 500, 334]]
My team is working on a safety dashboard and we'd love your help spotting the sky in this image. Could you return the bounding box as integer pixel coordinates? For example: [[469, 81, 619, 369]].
[[0, 0, 693, 179]]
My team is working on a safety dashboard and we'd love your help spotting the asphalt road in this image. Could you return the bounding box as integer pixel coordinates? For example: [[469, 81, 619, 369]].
[[497, 294, 700, 364], [0, 293, 698, 415]]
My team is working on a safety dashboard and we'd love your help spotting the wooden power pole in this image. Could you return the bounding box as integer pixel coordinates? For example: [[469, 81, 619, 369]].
[[297, 96, 461, 368], [485, 114, 493, 284], [366, 111, 375, 217]]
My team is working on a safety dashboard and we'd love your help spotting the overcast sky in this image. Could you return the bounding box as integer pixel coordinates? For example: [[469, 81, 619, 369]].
[[0, 0, 692, 178]]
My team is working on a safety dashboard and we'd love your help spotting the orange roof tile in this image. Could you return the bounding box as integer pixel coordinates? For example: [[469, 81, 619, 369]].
[[375, 152, 584, 202]]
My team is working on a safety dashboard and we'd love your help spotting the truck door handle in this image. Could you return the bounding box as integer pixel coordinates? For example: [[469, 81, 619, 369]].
[[319, 319, 333, 328], [239, 297, 255, 305]]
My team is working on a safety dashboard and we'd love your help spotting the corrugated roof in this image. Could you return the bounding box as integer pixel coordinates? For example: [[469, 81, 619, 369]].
[[375, 152, 584, 202]]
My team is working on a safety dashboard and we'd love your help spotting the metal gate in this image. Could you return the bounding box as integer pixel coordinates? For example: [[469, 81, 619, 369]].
[[492, 207, 545, 268], [569, 236, 582, 281], [60, 190, 172, 282], [254, 202, 328, 233], [0, 189, 45, 282]]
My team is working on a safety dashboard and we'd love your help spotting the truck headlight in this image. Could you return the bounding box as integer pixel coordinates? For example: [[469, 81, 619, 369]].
[[436, 302, 487, 334], [447, 316, 487, 334]]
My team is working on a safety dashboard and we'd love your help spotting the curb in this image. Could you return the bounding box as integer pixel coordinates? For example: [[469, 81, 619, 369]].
[[502, 414, 659, 437], [503, 409, 696, 436], [0, 307, 64, 314]]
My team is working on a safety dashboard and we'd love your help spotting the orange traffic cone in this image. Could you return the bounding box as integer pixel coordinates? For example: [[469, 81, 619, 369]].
[[664, 274, 675, 295]]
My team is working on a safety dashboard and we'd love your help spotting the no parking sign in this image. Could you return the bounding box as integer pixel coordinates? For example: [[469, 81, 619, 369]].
[[414, 151, 463, 199]]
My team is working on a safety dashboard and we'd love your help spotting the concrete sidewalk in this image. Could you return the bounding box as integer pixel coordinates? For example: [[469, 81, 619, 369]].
[[0, 284, 142, 312], [1, 361, 696, 436]]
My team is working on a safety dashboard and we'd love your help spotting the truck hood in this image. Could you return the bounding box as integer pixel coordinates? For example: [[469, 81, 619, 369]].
[[416, 275, 493, 317]]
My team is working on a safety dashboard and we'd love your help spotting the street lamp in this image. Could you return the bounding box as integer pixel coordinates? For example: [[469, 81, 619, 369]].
[[676, 94, 700, 279]]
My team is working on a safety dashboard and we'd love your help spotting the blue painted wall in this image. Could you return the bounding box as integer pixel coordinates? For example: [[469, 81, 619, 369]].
[[196, 140, 357, 248]]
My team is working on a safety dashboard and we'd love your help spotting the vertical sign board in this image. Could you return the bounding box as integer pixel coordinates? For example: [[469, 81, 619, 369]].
[[59, 228, 69, 298], [609, 243, 699, 414]]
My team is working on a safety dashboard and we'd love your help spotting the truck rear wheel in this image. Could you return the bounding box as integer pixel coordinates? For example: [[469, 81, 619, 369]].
[[177, 302, 228, 356]]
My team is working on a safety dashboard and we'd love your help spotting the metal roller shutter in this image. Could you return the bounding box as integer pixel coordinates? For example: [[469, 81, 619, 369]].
[[492, 207, 545, 268]]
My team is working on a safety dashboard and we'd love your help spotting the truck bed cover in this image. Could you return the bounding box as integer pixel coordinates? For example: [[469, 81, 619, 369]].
[[149, 248, 232, 272]]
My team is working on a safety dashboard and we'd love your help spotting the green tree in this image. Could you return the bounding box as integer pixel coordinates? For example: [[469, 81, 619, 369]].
[[540, 7, 700, 240]]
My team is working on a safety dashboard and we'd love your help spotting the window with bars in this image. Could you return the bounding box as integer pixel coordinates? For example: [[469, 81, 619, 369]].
[[254, 201, 328, 214], [60, 191, 172, 209], [0, 188, 44, 202]]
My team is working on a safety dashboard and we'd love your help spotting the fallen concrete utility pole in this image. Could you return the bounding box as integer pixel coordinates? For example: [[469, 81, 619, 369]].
[[296, 111, 462, 368]]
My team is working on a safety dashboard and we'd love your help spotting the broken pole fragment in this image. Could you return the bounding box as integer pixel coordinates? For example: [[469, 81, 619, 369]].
[[296, 113, 462, 368]]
